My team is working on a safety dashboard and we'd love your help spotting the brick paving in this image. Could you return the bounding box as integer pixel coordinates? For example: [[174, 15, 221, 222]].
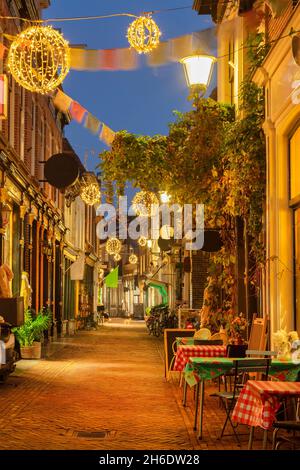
[[0, 320, 267, 450]]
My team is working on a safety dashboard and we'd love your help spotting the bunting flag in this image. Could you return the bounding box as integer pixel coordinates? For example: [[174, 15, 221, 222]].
[[69, 100, 87, 123], [100, 124, 116, 147], [84, 112, 101, 134], [0, 74, 8, 119], [70, 47, 138, 71], [52, 89, 116, 147], [53, 89, 72, 113], [0, 43, 6, 60], [69, 27, 216, 71], [104, 266, 119, 288]]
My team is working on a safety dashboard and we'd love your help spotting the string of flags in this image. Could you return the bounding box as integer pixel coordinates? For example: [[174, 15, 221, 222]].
[[53, 90, 116, 147], [69, 28, 216, 71]]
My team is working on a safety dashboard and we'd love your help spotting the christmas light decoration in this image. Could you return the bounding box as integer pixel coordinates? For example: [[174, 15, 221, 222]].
[[129, 254, 138, 265], [105, 238, 122, 255], [127, 16, 161, 54], [80, 183, 101, 206], [132, 191, 159, 217], [114, 253, 121, 262], [7, 25, 70, 94], [138, 236, 147, 247]]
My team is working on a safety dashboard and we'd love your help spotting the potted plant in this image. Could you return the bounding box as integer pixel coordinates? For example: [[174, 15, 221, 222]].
[[12, 308, 51, 359]]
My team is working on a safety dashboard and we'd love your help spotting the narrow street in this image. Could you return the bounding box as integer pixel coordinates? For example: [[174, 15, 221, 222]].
[[0, 320, 199, 450]]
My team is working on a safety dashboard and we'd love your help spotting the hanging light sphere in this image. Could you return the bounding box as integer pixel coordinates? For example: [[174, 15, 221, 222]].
[[138, 236, 147, 247], [8, 25, 70, 94], [129, 254, 138, 265], [81, 183, 101, 206], [127, 16, 161, 54], [132, 191, 159, 217], [105, 238, 122, 255], [114, 253, 121, 262]]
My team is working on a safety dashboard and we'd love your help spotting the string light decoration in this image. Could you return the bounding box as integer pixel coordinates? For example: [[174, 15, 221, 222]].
[[114, 253, 121, 262], [7, 25, 70, 94], [129, 254, 138, 265], [132, 191, 159, 217], [105, 238, 122, 255], [80, 183, 101, 206], [138, 236, 147, 247], [127, 15, 161, 54]]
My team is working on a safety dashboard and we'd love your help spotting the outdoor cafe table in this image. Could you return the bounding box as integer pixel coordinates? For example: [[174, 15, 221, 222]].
[[232, 380, 300, 449], [174, 345, 227, 372], [183, 357, 300, 440]]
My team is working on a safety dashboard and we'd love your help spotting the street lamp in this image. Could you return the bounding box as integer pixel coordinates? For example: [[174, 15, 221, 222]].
[[180, 54, 216, 97]]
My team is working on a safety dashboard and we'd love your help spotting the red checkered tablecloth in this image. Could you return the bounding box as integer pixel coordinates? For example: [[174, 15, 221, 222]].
[[232, 380, 300, 430], [173, 345, 227, 372]]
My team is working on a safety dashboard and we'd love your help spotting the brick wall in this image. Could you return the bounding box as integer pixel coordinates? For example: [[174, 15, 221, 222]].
[[0, 0, 65, 211]]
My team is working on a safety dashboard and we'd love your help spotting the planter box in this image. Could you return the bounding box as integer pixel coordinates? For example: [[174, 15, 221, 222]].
[[67, 319, 76, 336], [20, 342, 41, 360], [61, 320, 68, 337]]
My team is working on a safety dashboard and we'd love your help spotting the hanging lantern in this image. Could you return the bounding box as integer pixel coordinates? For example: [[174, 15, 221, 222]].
[[105, 238, 122, 255], [114, 253, 121, 262], [132, 191, 159, 217], [138, 236, 147, 247], [80, 183, 101, 206], [127, 16, 161, 54], [80, 172, 101, 206], [129, 254, 138, 265], [8, 25, 70, 94]]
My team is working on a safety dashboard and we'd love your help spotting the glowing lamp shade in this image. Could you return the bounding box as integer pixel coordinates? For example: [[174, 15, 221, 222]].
[[181, 55, 216, 88]]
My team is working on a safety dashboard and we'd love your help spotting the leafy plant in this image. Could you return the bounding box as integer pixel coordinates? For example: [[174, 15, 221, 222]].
[[12, 308, 51, 347]]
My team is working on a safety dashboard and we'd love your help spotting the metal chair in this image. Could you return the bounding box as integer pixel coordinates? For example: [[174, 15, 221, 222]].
[[212, 358, 271, 446], [273, 398, 300, 449]]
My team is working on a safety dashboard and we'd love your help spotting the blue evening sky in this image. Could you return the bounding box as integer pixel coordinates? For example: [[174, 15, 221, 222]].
[[43, 1, 212, 179]]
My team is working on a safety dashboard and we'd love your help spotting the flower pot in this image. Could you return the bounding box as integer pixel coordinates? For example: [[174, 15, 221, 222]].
[[20, 342, 41, 359]]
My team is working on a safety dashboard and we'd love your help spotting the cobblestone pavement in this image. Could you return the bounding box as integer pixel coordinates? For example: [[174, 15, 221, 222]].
[[0, 320, 266, 450]]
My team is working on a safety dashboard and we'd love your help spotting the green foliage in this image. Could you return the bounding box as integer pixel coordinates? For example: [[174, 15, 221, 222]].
[[12, 308, 51, 347], [100, 99, 234, 204], [99, 32, 268, 332]]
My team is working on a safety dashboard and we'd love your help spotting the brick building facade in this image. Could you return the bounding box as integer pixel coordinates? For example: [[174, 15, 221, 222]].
[[0, 0, 99, 336]]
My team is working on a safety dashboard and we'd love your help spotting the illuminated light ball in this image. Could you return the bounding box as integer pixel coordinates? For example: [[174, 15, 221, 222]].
[[129, 254, 138, 265], [80, 183, 101, 206], [114, 253, 121, 262], [127, 16, 161, 54], [8, 25, 70, 94], [105, 238, 122, 255], [132, 191, 159, 217], [160, 192, 171, 203], [138, 236, 147, 247]]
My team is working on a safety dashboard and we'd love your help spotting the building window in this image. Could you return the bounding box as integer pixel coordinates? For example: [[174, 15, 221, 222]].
[[290, 126, 300, 201], [228, 39, 235, 105], [290, 126, 300, 329]]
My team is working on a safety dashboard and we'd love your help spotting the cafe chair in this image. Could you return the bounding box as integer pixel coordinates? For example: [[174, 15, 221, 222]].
[[273, 398, 300, 450], [212, 358, 271, 446]]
